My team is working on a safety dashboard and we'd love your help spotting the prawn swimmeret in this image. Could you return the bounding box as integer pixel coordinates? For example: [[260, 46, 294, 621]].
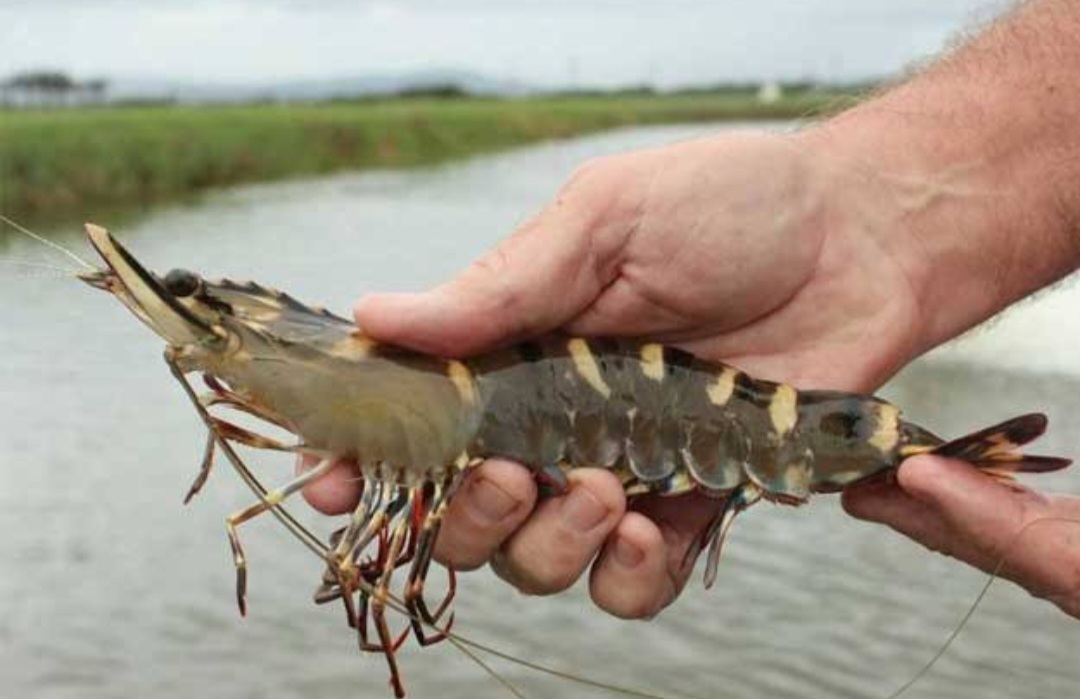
[[64, 222, 1070, 697]]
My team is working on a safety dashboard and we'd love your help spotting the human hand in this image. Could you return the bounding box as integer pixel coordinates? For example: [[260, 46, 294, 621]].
[[843, 455, 1080, 619], [303, 129, 933, 618]]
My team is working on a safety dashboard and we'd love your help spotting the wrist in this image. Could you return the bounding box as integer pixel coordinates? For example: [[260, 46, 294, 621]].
[[797, 73, 1080, 357]]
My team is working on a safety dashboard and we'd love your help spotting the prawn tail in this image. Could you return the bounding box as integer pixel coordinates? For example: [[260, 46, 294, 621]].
[[901, 413, 1072, 475]]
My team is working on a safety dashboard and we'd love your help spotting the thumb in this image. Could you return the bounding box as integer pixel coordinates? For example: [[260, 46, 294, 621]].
[[897, 454, 1080, 606], [841, 455, 1031, 560], [354, 164, 634, 357], [895, 454, 1043, 556]]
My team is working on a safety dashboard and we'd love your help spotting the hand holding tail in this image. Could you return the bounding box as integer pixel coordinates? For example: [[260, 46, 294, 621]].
[[843, 455, 1080, 618]]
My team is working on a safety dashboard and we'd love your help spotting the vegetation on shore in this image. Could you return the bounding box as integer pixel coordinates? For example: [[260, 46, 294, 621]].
[[0, 88, 863, 221]]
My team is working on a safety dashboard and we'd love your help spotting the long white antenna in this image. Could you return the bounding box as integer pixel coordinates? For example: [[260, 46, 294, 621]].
[[0, 213, 95, 269], [0, 259, 77, 275]]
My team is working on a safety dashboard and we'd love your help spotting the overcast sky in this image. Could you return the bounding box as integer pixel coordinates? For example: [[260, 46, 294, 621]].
[[0, 0, 1014, 88]]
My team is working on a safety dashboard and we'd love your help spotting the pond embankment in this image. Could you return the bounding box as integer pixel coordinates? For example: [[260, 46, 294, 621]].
[[0, 89, 860, 221]]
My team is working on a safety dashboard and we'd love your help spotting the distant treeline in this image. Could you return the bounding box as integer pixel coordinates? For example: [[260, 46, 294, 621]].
[[0, 89, 867, 222], [0, 68, 879, 108], [546, 80, 882, 99], [0, 70, 109, 108], [334, 80, 884, 102]]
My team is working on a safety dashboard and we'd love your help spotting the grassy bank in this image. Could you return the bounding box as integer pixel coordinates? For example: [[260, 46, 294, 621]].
[[0, 90, 861, 220]]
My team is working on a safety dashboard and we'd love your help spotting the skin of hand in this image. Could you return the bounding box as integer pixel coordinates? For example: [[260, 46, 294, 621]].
[[301, 129, 936, 619], [302, 0, 1080, 622], [843, 456, 1080, 619]]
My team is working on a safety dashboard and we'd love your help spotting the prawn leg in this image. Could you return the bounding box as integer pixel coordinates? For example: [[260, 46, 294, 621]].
[[178, 375, 312, 504], [701, 482, 763, 589], [181, 383, 333, 615], [226, 458, 337, 615], [182, 372, 301, 504], [183, 431, 217, 504], [357, 501, 414, 699], [200, 374, 292, 430], [315, 480, 381, 626], [404, 472, 465, 644], [165, 352, 331, 603], [337, 483, 398, 622]]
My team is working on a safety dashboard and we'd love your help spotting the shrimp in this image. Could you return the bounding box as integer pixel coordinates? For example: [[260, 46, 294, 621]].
[[6, 216, 1067, 697]]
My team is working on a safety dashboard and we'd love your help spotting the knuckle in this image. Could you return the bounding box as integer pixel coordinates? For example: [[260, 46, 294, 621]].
[[536, 550, 586, 593], [594, 590, 658, 620], [1044, 576, 1080, 619], [495, 540, 584, 595], [517, 566, 579, 595], [434, 538, 494, 570], [591, 571, 669, 620], [558, 159, 626, 228], [1060, 587, 1080, 619], [562, 156, 610, 191], [465, 246, 537, 339], [431, 526, 494, 572], [469, 244, 512, 279], [437, 549, 488, 572]]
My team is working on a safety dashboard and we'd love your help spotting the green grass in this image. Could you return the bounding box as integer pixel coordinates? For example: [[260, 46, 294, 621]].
[[0, 90, 863, 221]]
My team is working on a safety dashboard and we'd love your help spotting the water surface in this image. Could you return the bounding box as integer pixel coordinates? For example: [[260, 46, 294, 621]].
[[2, 123, 1078, 699]]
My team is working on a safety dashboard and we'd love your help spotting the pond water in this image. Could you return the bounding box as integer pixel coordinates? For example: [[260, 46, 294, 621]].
[[2, 123, 1078, 699]]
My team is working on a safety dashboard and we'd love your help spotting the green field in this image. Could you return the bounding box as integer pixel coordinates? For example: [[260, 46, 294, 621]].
[[0, 90, 862, 221]]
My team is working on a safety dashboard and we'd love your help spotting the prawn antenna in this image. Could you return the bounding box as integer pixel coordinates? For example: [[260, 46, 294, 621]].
[[887, 514, 1080, 699], [0, 259, 80, 277], [0, 213, 95, 270]]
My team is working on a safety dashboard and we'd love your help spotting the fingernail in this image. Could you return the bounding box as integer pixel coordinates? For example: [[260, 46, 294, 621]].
[[470, 477, 518, 524], [561, 486, 609, 530], [613, 536, 644, 568]]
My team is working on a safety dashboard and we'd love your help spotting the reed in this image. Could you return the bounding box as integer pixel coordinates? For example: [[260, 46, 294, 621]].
[[0, 90, 861, 220]]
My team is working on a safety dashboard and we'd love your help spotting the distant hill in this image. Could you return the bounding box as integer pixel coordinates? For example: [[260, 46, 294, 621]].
[[105, 69, 532, 104]]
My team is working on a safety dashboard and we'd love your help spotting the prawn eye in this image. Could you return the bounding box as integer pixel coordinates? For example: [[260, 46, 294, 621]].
[[164, 268, 200, 297]]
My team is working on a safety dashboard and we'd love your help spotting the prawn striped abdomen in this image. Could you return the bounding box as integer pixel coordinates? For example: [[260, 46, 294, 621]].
[[467, 337, 905, 502]]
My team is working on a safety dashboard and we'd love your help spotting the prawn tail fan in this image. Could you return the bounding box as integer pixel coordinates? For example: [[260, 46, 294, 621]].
[[903, 413, 1071, 475]]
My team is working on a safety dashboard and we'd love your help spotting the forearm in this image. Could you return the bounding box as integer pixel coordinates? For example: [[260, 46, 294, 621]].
[[803, 0, 1080, 355]]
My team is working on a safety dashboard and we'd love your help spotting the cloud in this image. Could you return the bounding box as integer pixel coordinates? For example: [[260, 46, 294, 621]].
[[0, 0, 1007, 86]]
